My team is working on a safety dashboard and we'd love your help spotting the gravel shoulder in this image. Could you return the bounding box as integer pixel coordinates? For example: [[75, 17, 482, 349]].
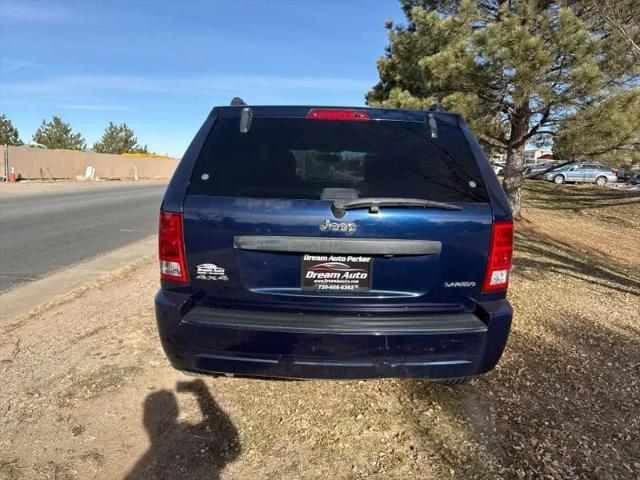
[[1, 182, 639, 480]]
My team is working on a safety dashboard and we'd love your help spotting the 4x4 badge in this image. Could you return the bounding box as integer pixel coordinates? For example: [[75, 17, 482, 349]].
[[319, 219, 357, 234]]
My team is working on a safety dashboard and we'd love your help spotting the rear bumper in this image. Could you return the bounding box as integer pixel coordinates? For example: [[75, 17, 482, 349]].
[[155, 291, 512, 380]]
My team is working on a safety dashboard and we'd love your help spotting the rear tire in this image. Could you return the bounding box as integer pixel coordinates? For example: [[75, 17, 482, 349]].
[[595, 176, 607, 186], [432, 376, 473, 386], [553, 174, 565, 184]]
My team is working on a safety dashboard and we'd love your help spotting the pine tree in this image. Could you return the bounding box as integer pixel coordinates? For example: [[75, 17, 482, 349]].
[[554, 90, 640, 159], [367, 0, 640, 216], [32, 116, 86, 150], [0, 114, 23, 146], [583, 0, 640, 59], [93, 122, 148, 154]]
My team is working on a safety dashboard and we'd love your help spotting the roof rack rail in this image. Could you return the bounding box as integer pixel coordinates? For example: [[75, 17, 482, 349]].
[[230, 97, 248, 106]]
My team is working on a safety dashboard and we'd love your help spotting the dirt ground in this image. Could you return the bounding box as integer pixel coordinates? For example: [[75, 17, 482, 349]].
[[1, 182, 639, 480]]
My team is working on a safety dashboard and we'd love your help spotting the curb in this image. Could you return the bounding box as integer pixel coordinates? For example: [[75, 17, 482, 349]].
[[0, 236, 157, 324]]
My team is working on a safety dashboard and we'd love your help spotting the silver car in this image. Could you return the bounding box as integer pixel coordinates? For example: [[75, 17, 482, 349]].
[[542, 163, 617, 186]]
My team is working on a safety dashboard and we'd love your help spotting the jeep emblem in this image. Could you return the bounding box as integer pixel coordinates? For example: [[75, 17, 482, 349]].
[[319, 219, 357, 234]]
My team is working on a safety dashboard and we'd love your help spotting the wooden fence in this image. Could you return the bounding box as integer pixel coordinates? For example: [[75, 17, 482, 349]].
[[2, 145, 178, 180]]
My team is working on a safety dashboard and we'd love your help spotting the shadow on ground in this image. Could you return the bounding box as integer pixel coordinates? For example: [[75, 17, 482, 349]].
[[397, 221, 640, 479], [513, 227, 640, 296], [401, 312, 640, 478], [406, 312, 640, 478], [523, 181, 640, 211], [124, 379, 240, 480]]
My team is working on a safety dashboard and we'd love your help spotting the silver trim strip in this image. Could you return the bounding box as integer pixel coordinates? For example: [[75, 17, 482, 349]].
[[234, 236, 441, 255]]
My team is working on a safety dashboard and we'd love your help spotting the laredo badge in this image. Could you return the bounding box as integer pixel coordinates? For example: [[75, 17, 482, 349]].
[[196, 263, 228, 281]]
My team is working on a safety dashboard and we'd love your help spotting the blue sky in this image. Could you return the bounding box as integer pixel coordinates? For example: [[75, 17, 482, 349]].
[[0, 0, 404, 157]]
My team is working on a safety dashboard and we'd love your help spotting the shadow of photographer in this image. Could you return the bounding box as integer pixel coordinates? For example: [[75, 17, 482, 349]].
[[125, 379, 240, 480]]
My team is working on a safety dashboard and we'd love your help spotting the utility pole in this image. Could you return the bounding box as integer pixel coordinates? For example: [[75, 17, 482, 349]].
[[2, 144, 8, 182]]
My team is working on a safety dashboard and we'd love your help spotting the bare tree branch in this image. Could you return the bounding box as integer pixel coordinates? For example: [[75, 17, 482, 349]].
[[591, 0, 640, 59]]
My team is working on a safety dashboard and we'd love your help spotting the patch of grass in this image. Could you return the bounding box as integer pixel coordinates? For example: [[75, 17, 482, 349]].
[[523, 181, 640, 212], [514, 226, 640, 295]]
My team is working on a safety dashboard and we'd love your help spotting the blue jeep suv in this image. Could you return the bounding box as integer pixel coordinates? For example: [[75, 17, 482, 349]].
[[155, 103, 513, 382]]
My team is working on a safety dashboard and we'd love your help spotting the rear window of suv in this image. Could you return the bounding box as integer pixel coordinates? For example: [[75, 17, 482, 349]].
[[188, 117, 489, 203]]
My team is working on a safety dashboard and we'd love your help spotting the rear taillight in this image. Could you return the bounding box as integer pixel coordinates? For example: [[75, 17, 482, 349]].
[[159, 211, 188, 283], [482, 221, 514, 292], [306, 109, 370, 121]]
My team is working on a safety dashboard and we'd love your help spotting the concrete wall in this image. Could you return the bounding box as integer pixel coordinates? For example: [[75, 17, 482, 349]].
[[3, 145, 178, 180]]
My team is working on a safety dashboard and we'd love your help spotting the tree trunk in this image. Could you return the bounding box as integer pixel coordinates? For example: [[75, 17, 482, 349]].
[[502, 144, 525, 217], [502, 115, 528, 218]]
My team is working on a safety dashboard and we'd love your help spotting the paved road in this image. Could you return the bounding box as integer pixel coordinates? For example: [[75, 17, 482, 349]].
[[0, 184, 166, 293]]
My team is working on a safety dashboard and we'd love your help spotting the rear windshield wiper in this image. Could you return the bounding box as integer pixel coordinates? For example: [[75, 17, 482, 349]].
[[332, 197, 462, 216]]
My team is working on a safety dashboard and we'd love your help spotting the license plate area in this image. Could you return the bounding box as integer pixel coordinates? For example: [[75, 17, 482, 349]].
[[301, 254, 372, 292]]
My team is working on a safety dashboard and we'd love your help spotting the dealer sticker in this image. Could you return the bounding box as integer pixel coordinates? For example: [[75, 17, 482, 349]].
[[301, 254, 372, 291], [195, 263, 228, 281]]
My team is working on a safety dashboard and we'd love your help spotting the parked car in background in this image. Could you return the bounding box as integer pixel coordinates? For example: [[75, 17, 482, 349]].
[[617, 165, 640, 182], [524, 161, 558, 178], [542, 163, 617, 186]]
